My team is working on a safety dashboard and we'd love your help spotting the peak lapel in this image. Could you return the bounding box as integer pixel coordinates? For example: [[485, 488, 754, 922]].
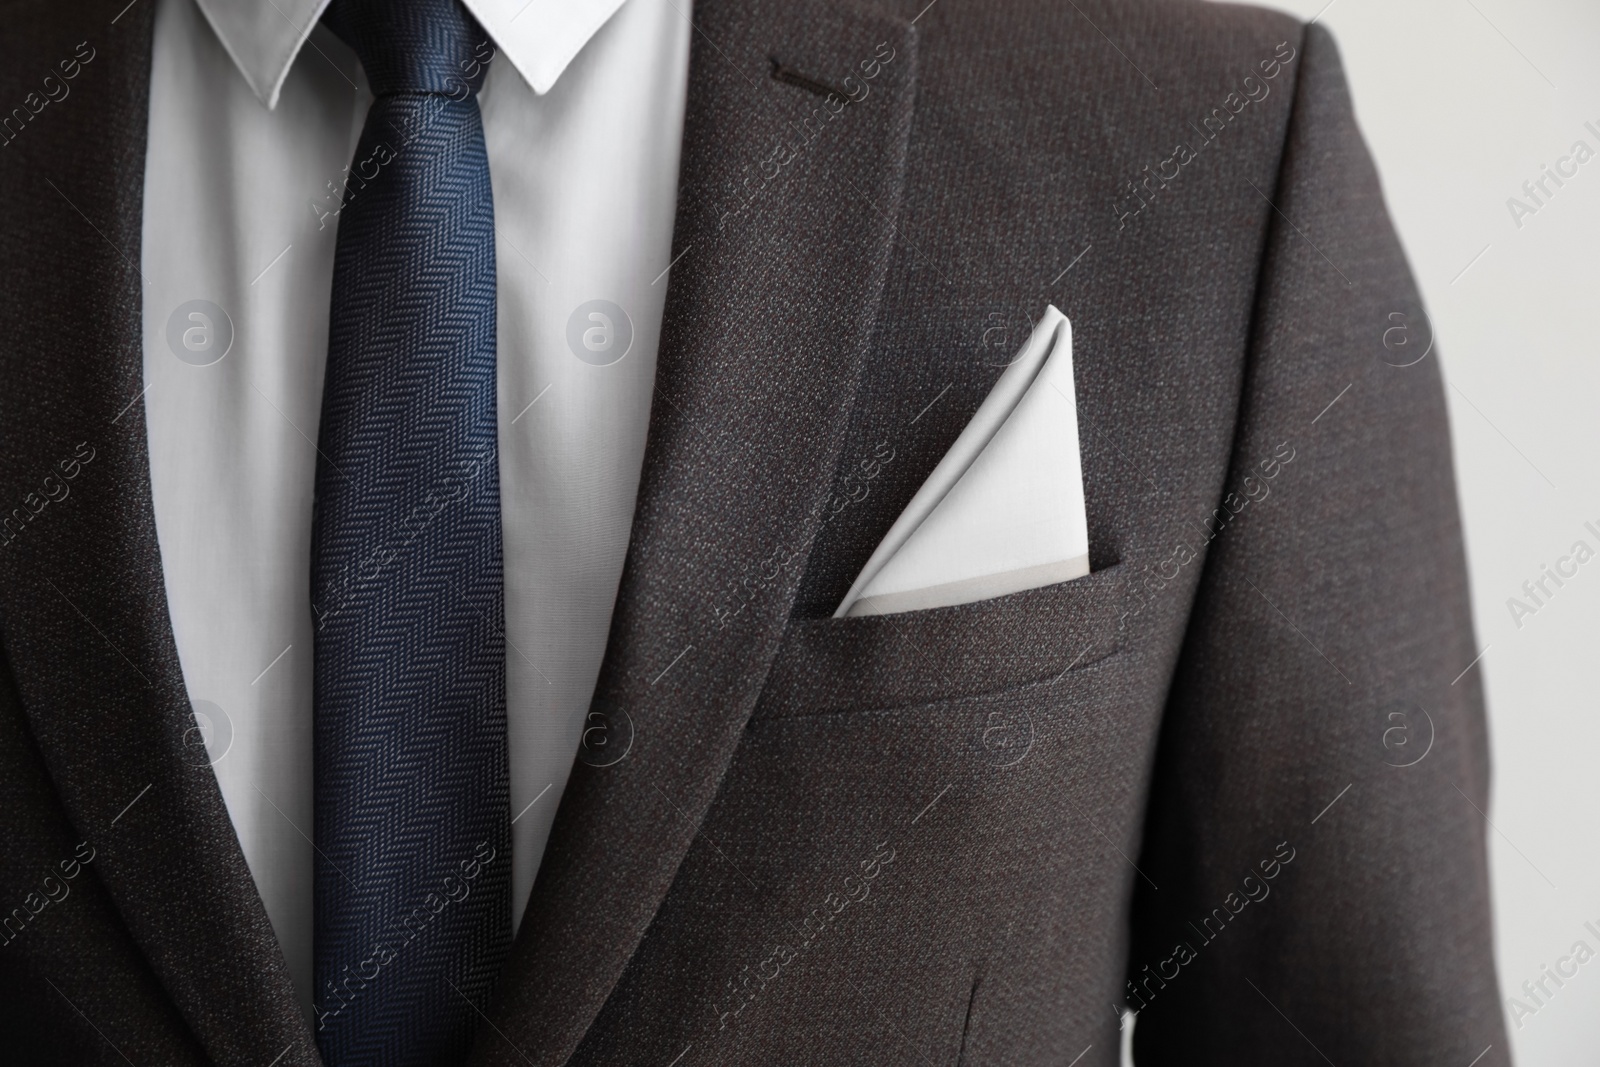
[[478, 1, 918, 1062], [0, 3, 319, 1064]]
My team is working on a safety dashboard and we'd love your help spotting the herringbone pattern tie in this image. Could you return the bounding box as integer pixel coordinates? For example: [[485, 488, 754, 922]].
[[310, 0, 508, 1062]]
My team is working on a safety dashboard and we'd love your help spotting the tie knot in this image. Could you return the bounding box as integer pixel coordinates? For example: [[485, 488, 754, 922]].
[[322, 0, 494, 98]]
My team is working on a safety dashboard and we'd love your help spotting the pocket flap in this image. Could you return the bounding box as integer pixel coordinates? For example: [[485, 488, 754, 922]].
[[756, 562, 1128, 719]]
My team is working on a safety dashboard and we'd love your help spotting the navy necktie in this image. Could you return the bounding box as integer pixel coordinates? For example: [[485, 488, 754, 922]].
[[310, 0, 509, 1062]]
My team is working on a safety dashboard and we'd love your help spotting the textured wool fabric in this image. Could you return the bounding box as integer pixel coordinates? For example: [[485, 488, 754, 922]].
[[0, 0, 1505, 1065], [311, 0, 510, 1062], [0, 2, 309, 1064]]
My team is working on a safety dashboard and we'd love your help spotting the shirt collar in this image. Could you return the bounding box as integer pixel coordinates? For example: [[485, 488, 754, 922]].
[[193, 0, 630, 108]]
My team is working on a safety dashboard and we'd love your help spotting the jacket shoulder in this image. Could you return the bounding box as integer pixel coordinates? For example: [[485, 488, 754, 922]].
[[909, 0, 1306, 115]]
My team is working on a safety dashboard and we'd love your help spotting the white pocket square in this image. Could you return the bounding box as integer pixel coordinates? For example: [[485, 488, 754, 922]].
[[835, 305, 1090, 617]]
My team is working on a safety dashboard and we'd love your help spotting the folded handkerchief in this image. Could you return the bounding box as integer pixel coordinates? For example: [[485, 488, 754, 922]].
[[835, 305, 1089, 617]]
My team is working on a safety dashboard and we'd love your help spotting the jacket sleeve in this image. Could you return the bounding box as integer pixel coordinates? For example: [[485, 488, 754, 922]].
[[1127, 22, 1508, 1066]]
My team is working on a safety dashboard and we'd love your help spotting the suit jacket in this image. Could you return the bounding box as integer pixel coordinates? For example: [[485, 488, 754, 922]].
[[0, 0, 1508, 1063]]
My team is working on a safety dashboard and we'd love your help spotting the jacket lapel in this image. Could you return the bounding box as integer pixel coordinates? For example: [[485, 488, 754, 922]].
[[0, 2, 320, 1063], [478, 1, 917, 1062]]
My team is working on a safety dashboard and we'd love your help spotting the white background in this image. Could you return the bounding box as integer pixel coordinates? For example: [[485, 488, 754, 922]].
[[1203, 1, 1600, 1063]]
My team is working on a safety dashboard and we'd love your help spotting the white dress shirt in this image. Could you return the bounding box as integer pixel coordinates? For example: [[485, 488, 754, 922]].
[[141, 0, 690, 1014]]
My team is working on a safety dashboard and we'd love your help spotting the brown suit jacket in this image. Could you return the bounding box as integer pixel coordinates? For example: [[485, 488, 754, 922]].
[[0, 0, 1506, 1062]]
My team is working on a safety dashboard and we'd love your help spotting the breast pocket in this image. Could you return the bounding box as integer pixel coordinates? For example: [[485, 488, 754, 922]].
[[754, 561, 1129, 720]]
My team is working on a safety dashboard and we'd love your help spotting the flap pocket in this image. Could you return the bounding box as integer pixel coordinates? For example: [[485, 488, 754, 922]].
[[755, 562, 1128, 720]]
